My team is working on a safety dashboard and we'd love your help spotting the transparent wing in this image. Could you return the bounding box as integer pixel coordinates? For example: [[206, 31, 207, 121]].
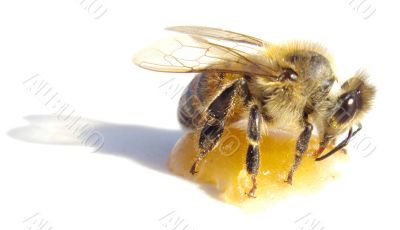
[[133, 27, 278, 77], [133, 26, 278, 78], [166, 26, 265, 47]]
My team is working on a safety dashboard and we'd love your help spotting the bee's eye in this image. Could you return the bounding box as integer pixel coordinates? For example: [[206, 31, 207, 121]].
[[280, 68, 298, 81], [333, 90, 360, 124]]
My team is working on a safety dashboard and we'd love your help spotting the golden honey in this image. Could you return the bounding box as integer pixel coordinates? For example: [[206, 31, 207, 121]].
[[168, 127, 347, 207]]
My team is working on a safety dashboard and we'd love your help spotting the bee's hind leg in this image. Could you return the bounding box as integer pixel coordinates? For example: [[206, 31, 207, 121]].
[[246, 104, 261, 198], [190, 80, 244, 175], [285, 119, 313, 185]]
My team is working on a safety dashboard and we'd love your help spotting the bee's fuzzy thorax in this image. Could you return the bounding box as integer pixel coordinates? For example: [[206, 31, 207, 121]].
[[265, 40, 334, 67], [249, 77, 306, 131]]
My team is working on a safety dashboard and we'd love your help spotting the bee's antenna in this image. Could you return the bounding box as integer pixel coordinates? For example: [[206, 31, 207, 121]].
[[315, 124, 362, 161]]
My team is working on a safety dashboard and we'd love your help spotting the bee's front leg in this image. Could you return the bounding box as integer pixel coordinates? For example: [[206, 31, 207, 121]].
[[246, 104, 261, 198], [313, 135, 330, 158], [315, 124, 362, 161], [285, 120, 313, 185], [190, 80, 244, 175]]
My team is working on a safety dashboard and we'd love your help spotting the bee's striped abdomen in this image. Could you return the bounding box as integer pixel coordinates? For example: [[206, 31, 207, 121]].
[[177, 73, 208, 129], [177, 72, 247, 130]]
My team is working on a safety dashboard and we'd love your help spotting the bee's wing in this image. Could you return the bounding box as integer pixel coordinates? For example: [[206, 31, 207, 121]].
[[166, 26, 265, 47], [133, 27, 279, 77]]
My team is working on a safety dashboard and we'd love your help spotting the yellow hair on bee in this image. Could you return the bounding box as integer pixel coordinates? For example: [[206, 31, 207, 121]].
[[264, 40, 334, 69]]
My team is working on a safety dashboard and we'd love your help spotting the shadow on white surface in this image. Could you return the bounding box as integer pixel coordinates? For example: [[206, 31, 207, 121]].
[[8, 115, 184, 174], [8, 115, 232, 201]]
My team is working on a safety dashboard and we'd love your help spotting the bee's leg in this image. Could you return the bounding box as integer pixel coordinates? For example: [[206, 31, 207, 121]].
[[313, 135, 330, 157], [316, 124, 362, 161], [190, 80, 244, 175], [246, 104, 261, 198], [285, 120, 313, 185]]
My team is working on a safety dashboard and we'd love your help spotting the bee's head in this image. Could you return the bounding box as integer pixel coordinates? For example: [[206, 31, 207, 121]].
[[323, 72, 375, 139]]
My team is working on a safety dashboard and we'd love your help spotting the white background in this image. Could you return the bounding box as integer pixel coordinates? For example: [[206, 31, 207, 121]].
[[1, 0, 399, 229]]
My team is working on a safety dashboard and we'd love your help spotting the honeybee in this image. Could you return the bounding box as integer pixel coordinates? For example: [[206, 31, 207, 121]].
[[133, 26, 375, 197]]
